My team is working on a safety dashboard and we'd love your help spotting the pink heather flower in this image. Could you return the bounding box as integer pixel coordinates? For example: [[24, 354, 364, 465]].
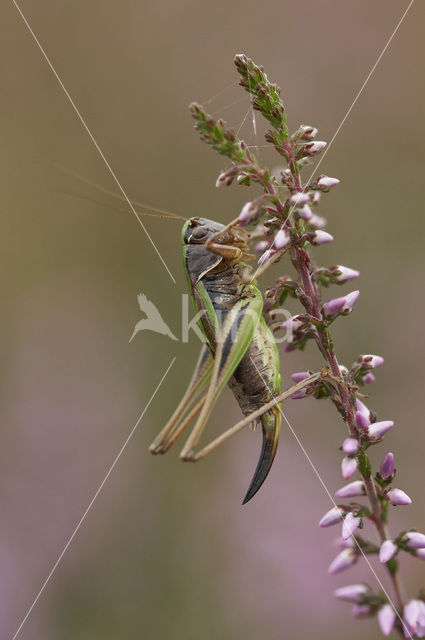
[[367, 420, 394, 441], [328, 548, 357, 575], [342, 512, 361, 541], [323, 290, 360, 316], [355, 399, 370, 428], [317, 174, 340, 190], [342, 437, 359, 456], [290, 389, 307, 399], [404, 531, 425, 549], [387, 488, 412, 506], [356, 411, 370, 429], [362, 372, 375, 384], [334, 265, 360, 282], [333, 584, 369, 603], [215, 170, 227, 187], [291, 371, 310, 383], [254, 240, 269, 253], [297, 204, 313, 220], [311, 229, 334, 245], [297, 124, 318, 140], [339, 364, 349, 376], [335, 537, 354, 550], [309, 213, 327, 228], [274, 228, 290, 250], [361, 354, 384, 368], [379, 453, 395, 480], [341, 457, 358, 479], [379, 540, 398, 564], [309, 213, 328, 229], [319, 506, 344, 528], [305, 140, 327, 155], [335, 480, 365, 498], [289, 192, 310, 206], [403, 599, 425, 638], [378, 604, 396, 636], [258, 249, 276, 266], [352, 604, 372, 617], [416, 549, 425, 560], [238, 201, 253, 222]]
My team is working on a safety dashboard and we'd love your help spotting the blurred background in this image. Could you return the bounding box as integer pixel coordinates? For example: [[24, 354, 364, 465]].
[[1, 1, 424, 638]]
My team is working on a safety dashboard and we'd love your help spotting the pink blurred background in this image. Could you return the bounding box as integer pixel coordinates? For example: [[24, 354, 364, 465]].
[[2, 1, 424, 638]]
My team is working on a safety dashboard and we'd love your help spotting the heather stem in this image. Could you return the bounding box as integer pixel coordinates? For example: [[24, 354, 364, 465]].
[[278, 146, 407, 626]]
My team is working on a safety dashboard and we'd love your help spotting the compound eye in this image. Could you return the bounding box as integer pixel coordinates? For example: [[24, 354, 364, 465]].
[[192, 226, 208, 240]]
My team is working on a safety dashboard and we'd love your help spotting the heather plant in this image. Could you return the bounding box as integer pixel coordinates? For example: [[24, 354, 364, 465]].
[[189, 54, 425, 638]]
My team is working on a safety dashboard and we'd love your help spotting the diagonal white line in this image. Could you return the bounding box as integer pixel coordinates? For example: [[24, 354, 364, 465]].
[[250, 358, 412, 639], [12, 357, 176, 640], [251, 0, 415, 282], [11, 0, 176, 284]]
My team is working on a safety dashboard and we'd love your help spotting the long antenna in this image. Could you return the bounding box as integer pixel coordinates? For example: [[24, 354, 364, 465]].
[[53, 162, 185, 220], [56, 189, 187, 221]]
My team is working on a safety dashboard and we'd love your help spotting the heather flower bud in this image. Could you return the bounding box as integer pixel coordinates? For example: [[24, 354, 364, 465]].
[[367, 420, 394, 441], [296, 124, 318, 140], [333, 265, 360, 282], [387, 488, 411, 506], [362, 372, 375, 384], [379, 540, 398, 563], [215, 170, 232, 187], [319, 506, 344, 528], [310, 230, 334, 245], [416, 548, 425, 560], [323, 290, 360, 316], [342, 457, 358, 479], [378, 604, 396, 636], [352, 604, 373, 617], [355, 399, 370, 428], [290, 389, 307, 399], [298, 204, 313, 220], [403, 599, 425, 638], [379, 452, 395, 480], [274, 228, 290, 249], [333, 584, 369, 603], [304, 141, 327, 155], [335, 480, 365, 498], [342, 438, 359, 456], [309, 214, 327, 229], [328, 548, 357, 575], [291, 371, 310, 383], [311, 192, 321, 206], [289, 192, 310, 206], [239, 201, 254, 223], [359, 354, 384, 369], [404, 531, 425, 548], [258, 249, 276, 266], [335, 537, 354, 550], [254, 240, 269, 253], [317, 174, 340, 190], [342, 512, 361, 540], [356, 411, 370, 429]]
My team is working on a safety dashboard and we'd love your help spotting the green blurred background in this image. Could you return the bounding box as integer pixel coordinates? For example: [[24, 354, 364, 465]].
[[2, 1, 424, 638]]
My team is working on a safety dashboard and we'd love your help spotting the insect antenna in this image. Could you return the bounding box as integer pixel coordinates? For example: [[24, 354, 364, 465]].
[[55, 189, 187, 221], [53, 162, 187, 220]]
